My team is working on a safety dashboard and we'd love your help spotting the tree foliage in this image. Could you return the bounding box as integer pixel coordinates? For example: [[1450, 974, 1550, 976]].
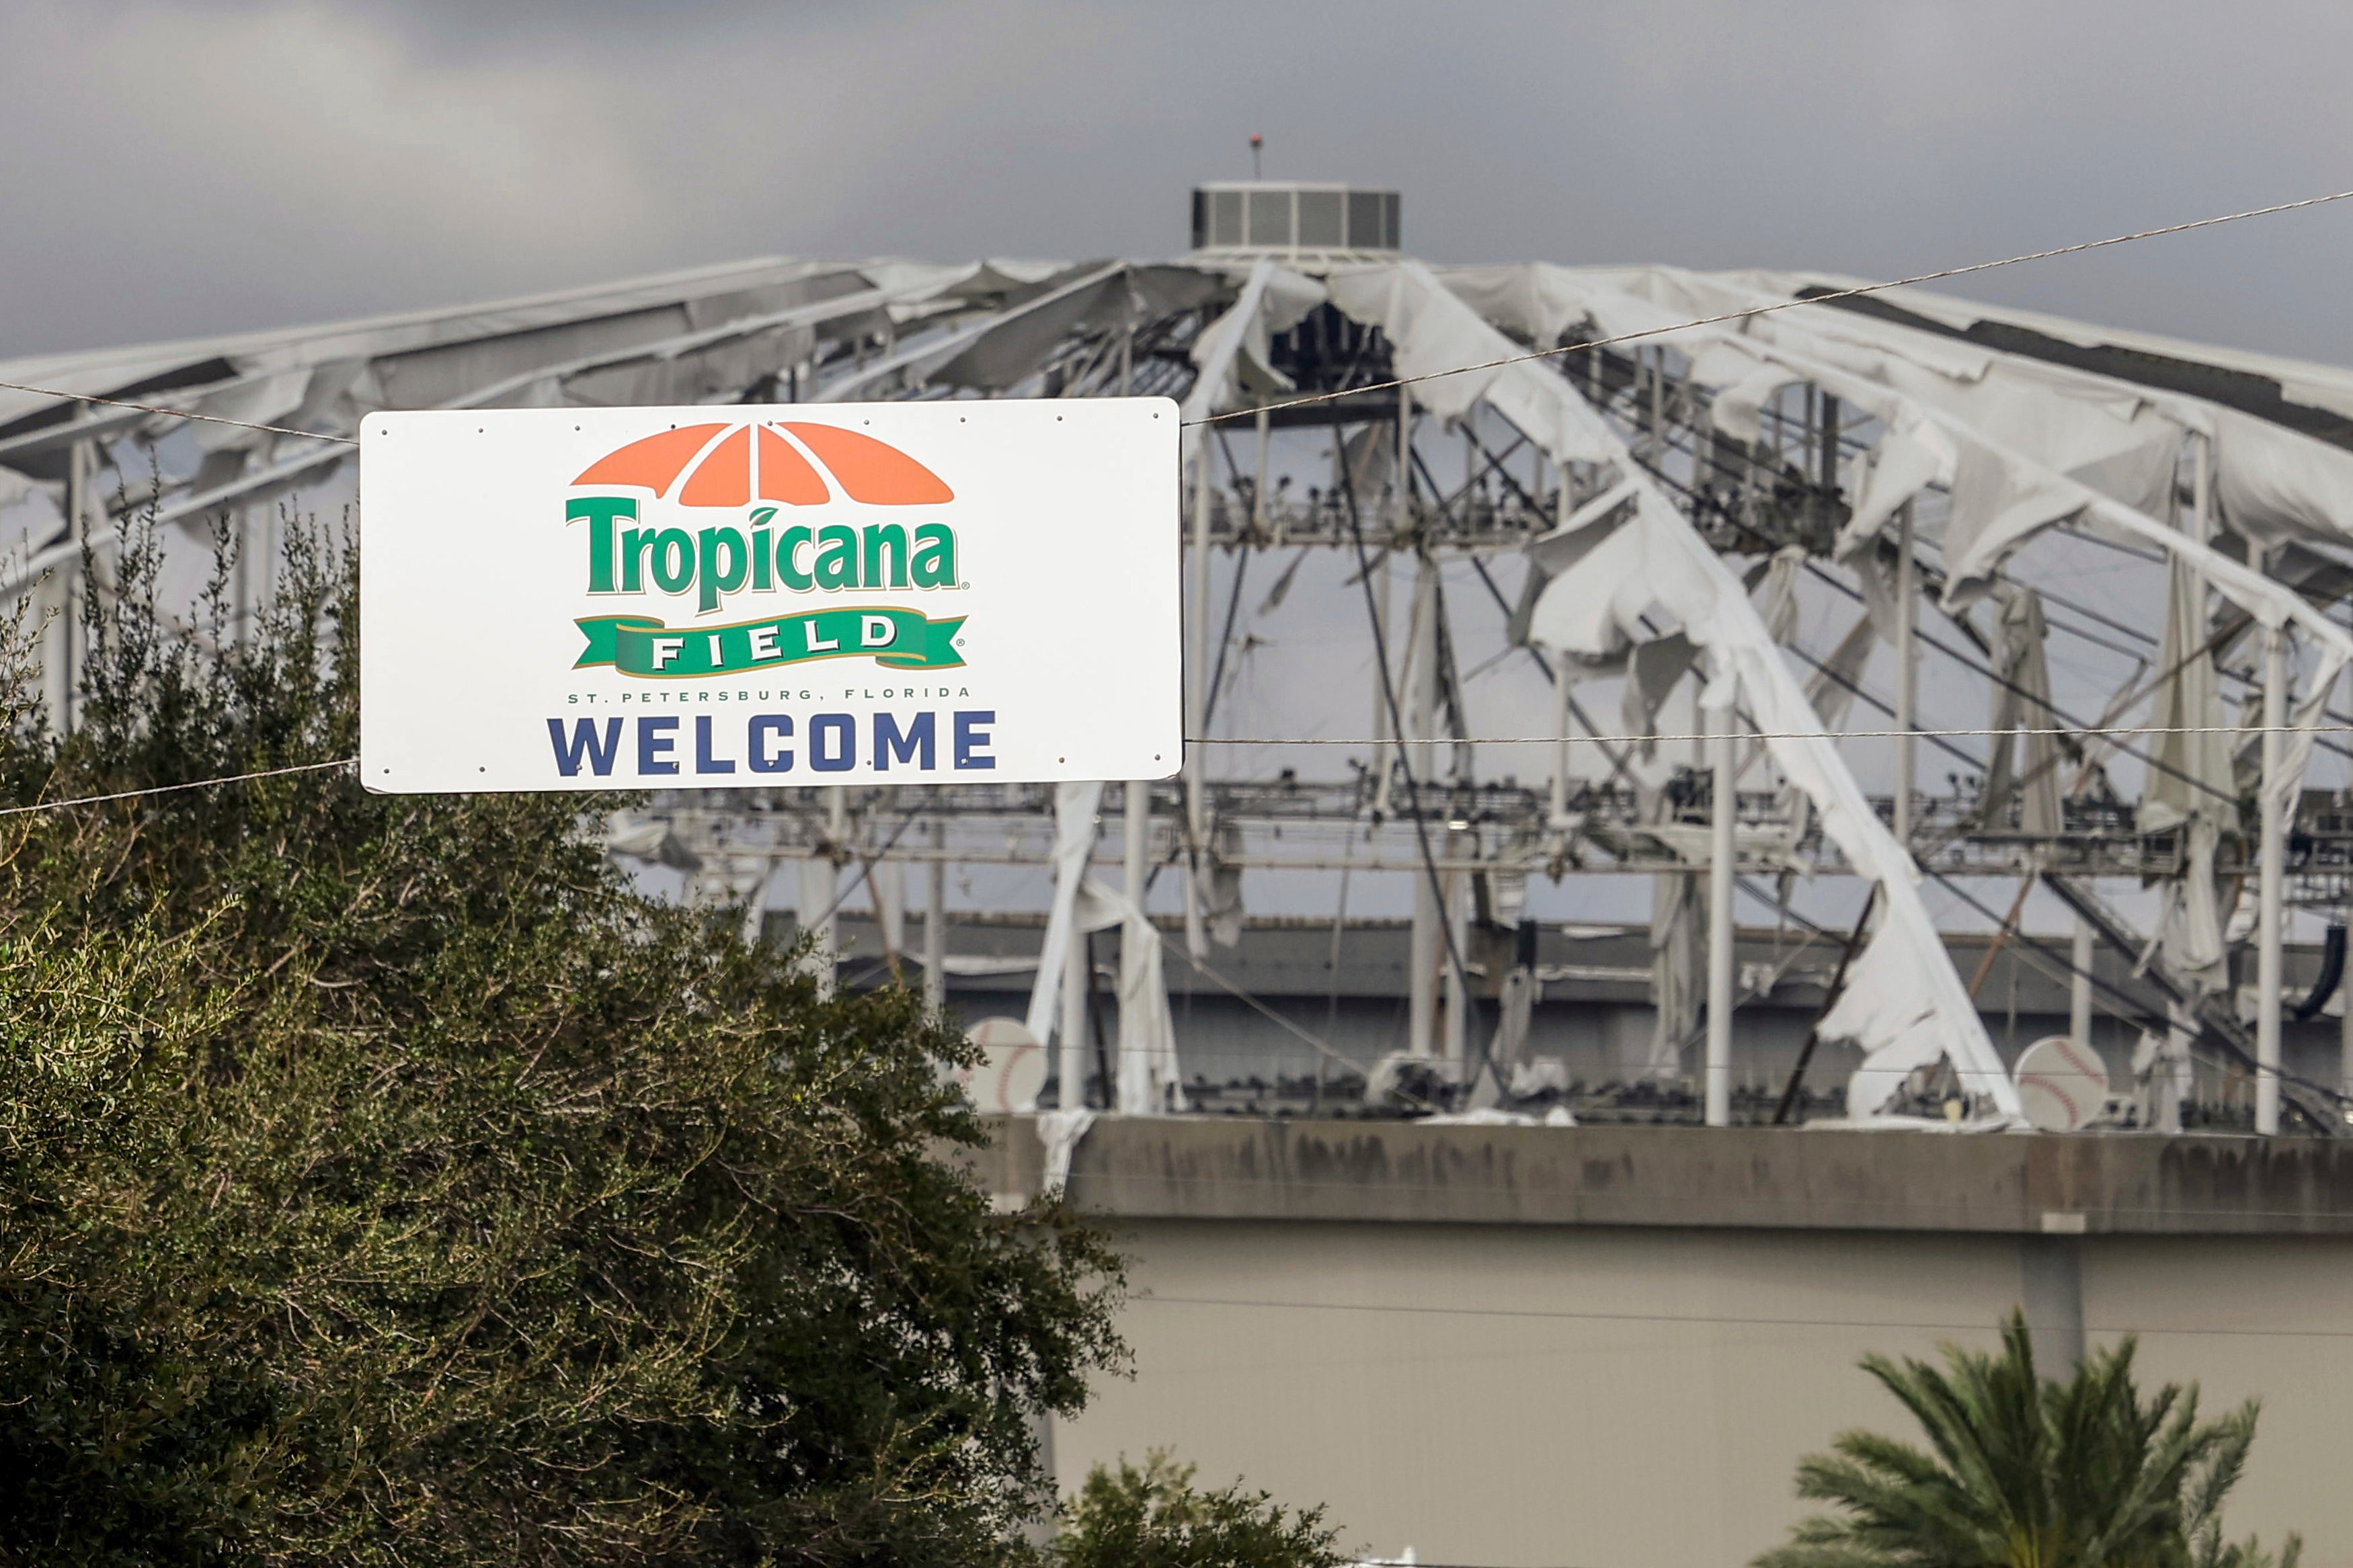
[[0, 509, 1125, 1563], [1052, 1452, 1346, 1568], [1756, 1311, 2297, 1568]]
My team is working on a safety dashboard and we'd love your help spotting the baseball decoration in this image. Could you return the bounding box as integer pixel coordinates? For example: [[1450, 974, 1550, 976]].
[[959, 1017, 1048, 1115], [2012, 1035, 2113, 1132]]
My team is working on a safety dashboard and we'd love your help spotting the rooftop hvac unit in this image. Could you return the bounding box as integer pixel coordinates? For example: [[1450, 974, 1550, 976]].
[[1190, 181, 1400, 258]]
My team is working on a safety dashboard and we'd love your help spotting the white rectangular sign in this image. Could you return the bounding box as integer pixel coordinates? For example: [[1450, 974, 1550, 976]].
[[359, 399, 1181, 792]]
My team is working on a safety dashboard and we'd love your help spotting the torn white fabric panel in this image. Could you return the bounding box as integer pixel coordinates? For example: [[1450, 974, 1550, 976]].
[[1328, 259, 2019, 1121], [1804, 612, 1878, 732], [1621, 631, 1698, 746], [1493, 968, 1538, 1065], [2157, 817, 2229, 997], [1520, 505, 1651, 662], [2274, 643, 2348, 815], [1608, 319, 2120, 612], [1070, 872, 1186, 1113], [869, 858, 906, 956], [1035, 1108, 1098, 1193], [1205, 821, 1246, 948], [1585, 263, 2177, 503], [1437, 263, 1597, 347], [602, 815, 702, 871], [1071, 874, 1188, 1116], [1776, 610, 1878, 820], [795, 858, 836, 928], [2211, 408, 2353, 554], [175, 367, 311, 454], [1660, 313, 2353, 867], [1327, 265, 1622, 467], [450, 285, 900, 412], [559, 321, 820, 409], [1942, 436, 2091, 593], [1726, 265, 2353, 432], [795, 858, 839, 993], [1181, 258, 1324, 423], [1607, 325, 2100, 591], [862, 262, 1123, 398], [933, 263, 1219, 392], [1981, 588, 2063, 839], [2140, 555, 2233, 837], [0, 254, 861, 431], [2079, 492, 2353, 725], [1847, 419, 1957, 544], [385, 272, 874, 409], [1708, 363, 1803, 446], [1018, 784, 1185, 1116], [1644, 870, 1702, 1081], [1025, 780, 1104, 1042], [1848, 545, 1910, 649], [1690, 265, 2353, 559], [1113, 911, 1186, 1114], [1128, 264, 1228, 324], [1439, 260, 2353, 1063], [1758, 546, 1806, 645], [1442, 263, 2193, 565], [1687, 317, 2353, 691]]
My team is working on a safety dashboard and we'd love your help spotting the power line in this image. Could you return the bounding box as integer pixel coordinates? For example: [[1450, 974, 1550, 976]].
[[1181, 183, 2353, 428], [0, 756, 356, 819], [1190, 722, 2353, 747], [0, 378, 358, 448]]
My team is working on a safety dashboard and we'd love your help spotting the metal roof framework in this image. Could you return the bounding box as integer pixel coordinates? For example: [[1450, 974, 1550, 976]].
[[9, 236, 2353, 1134]]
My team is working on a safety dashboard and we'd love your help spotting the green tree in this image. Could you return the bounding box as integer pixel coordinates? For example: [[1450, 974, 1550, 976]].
[[0, 509, 1125, 1563], [1053, 1452, 1346, 1568], [1757, 1311, 2297, 1568]]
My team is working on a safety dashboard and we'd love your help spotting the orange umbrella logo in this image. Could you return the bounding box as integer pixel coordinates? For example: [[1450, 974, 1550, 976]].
[[572, 421, 954, 507]]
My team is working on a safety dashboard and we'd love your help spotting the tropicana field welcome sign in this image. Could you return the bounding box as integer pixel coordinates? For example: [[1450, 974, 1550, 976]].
[[358, 398, 1181, 792]]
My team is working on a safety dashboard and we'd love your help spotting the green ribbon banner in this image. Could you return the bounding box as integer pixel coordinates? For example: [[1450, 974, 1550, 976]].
[[575, 607, 966, 677]]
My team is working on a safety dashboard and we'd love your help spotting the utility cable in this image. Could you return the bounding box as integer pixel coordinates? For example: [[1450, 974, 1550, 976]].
[[0, 378, 358, 447], [1188, 722, 2353, 746], [0, 756, 356, 818]]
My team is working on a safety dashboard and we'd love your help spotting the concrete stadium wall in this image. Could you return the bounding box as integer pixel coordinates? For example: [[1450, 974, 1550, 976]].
[[969, 1118, 2353, 1568]]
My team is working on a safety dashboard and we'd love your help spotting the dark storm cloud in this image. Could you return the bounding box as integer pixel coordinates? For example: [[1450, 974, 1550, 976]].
[[4, 0, 2352, 362]]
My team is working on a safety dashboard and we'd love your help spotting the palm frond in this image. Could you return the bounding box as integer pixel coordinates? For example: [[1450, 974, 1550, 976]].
[[1753, 1311, 2297, 1568]]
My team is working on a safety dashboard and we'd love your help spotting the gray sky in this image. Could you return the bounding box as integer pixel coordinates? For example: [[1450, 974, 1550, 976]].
[[6, 0, 2353, 362]]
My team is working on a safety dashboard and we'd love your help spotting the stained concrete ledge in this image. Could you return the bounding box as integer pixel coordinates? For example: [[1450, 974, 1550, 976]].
[[968, 1115, 2353, 1236]]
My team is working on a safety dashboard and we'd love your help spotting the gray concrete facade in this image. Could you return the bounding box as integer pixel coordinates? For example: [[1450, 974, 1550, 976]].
[[971, 1117, 2353, 1568]]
